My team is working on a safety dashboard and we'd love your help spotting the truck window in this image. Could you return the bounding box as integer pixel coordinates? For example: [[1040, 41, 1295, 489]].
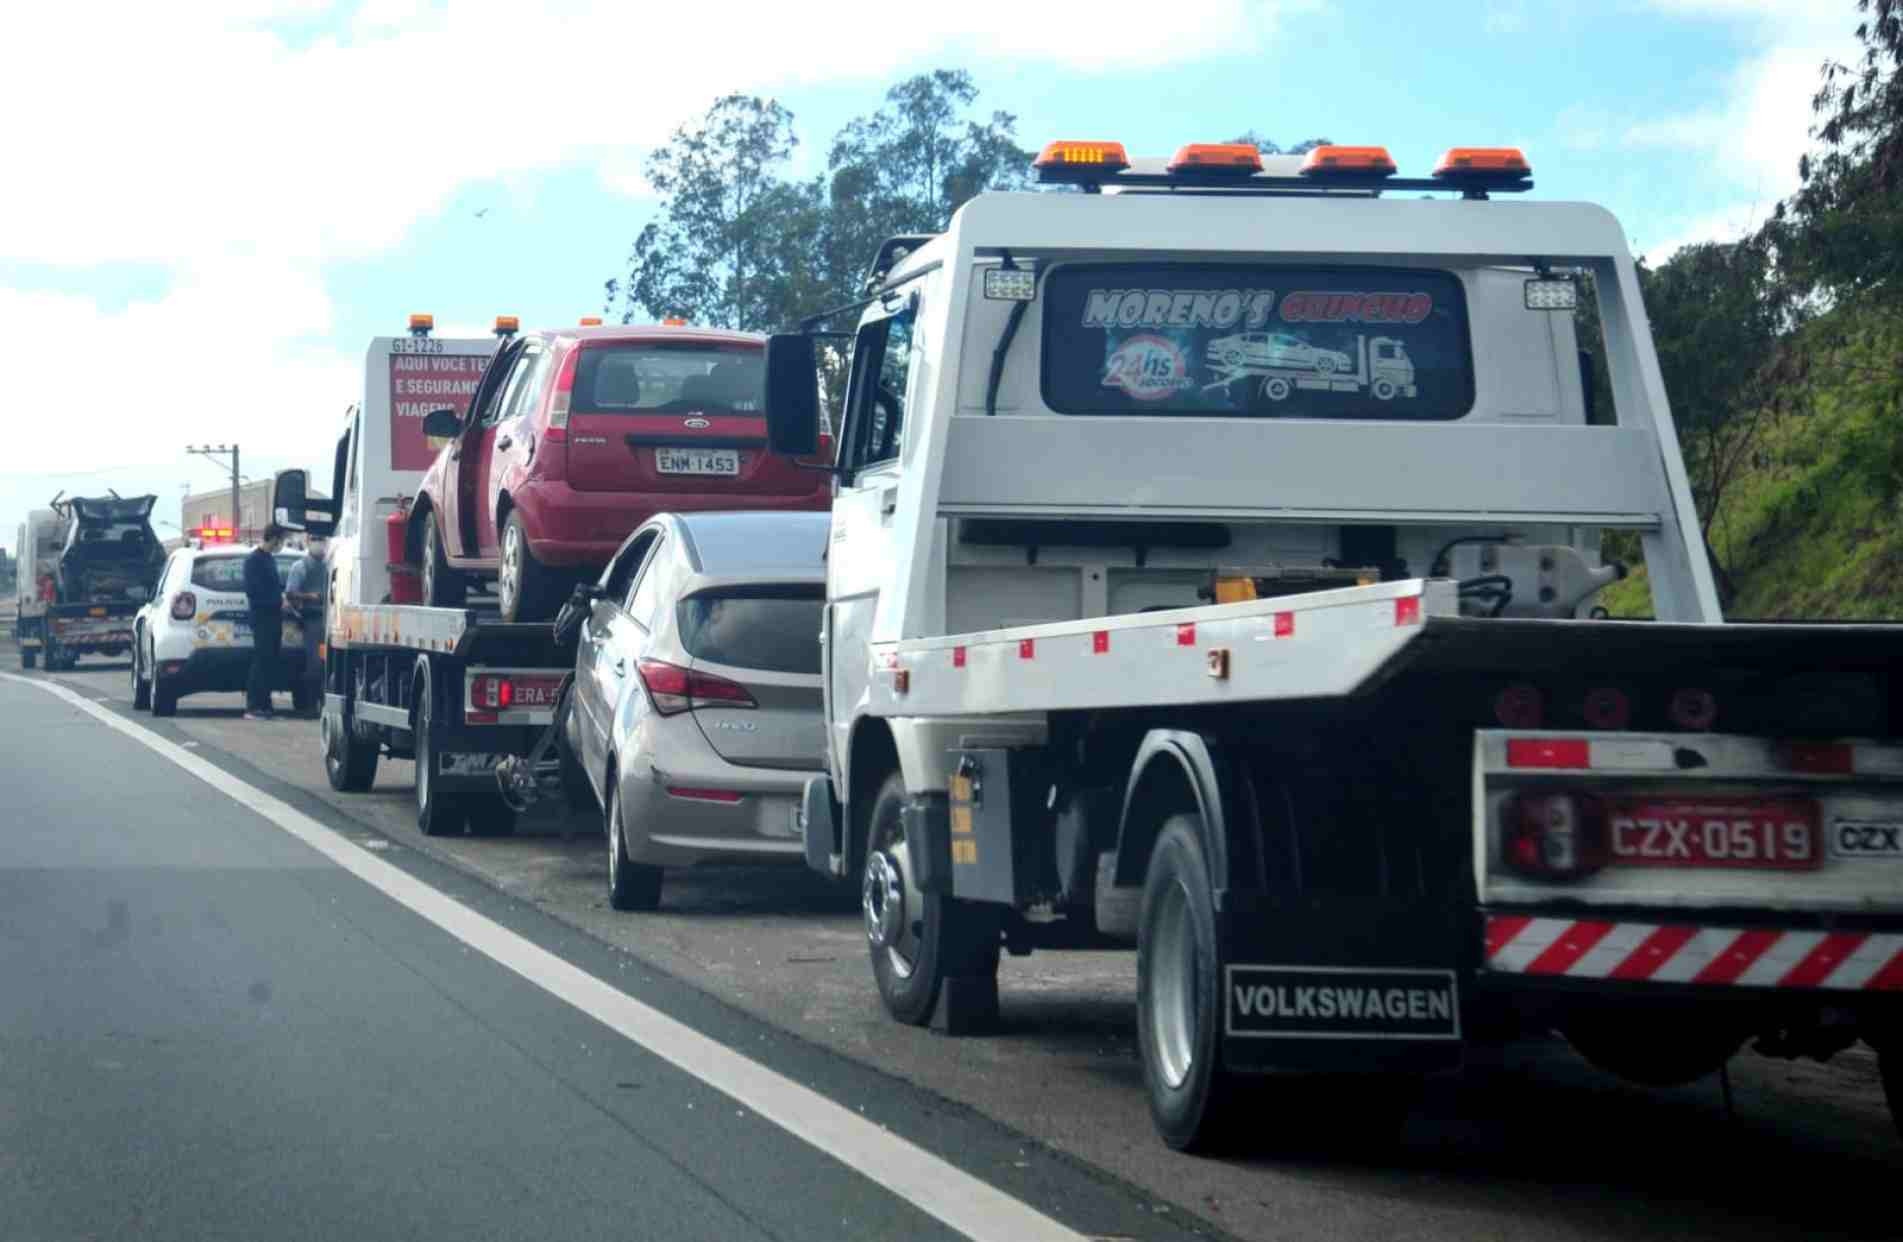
[[677, 585, 823, 675], [843, 302, 917, 472], [1040, 264, 1473, 421], [572, 344, 762, 416]]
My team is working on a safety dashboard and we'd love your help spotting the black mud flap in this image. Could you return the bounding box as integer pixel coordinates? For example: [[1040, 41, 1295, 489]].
[[1217, 893, 1465, 1075]]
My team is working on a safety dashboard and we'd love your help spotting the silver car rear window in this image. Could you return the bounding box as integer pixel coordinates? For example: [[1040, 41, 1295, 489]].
[[677, 586, 823, 675]]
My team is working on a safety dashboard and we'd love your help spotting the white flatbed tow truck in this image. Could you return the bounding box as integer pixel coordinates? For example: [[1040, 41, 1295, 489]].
[[760, 140, 1903, 1150]]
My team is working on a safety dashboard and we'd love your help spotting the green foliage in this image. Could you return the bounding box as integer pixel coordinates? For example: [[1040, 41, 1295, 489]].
[[608, 70, 1031, 332], [1227, 132, 1332, 155]]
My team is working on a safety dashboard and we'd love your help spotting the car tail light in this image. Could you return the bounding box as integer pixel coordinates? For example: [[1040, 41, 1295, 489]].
[[635, 659, 756, 715], [1582, 687, 1631, 729], [1779, 742, 1854, 775], [1503, 792, 1608, 880], [666, 787, 744, 803], [545, 348, 579, 444], [1494, 683, 1544, 728], [1669, 687, 1717, 730], [170, 591, 196, 620], [470, 675, 515, 710]]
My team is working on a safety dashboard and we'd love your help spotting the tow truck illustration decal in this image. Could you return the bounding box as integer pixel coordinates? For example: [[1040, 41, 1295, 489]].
[[1203, 333, 1420, 402]]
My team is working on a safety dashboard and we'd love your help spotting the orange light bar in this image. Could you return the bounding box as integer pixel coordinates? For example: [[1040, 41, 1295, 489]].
[[579, 316, 603, 326], [1299, 145, 1398, 177], [494, 314, 519, 334], [1433, 147, 1531, 179], [1033, 140, 1130, 172], [1168, 142, 1263, 174], [662, 316, 688, 326], [408, 313, 434, 331]]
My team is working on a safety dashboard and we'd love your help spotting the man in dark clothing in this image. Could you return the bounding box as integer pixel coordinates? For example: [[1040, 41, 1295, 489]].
[[244, 525, 288, 720]]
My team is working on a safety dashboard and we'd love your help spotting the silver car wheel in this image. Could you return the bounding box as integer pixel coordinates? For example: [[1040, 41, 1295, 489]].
[[1147, 879, 1198, 1091], [607, 788, 623, 887], [500, 521, 522, 616]]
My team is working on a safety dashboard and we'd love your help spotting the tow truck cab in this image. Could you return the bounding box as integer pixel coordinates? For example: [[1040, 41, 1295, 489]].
[[766, 141, 1903, 1151]]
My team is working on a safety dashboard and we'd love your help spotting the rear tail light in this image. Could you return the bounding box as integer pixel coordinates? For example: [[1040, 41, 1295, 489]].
[[1582, 687, 1631, 729], [666, 787, 744, 803], [545, 348, 579, 443], [470, 675, 515, 710], [170, 591, 196, 620], [1503, 792, 1609, 880], [1493, 683, 1544, 728], [635, 659, 756, 715], [1505, 737, 1590, 769], [1779, 742, 1854, 775], [1669, 687, 1717, 730]]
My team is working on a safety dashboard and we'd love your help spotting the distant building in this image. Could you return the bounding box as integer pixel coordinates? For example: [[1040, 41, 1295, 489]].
[[182, 480, 328, 547]]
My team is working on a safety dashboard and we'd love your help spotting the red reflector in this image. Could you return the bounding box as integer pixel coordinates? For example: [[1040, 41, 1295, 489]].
[[1176, 622, 1196, 646], [1507, 737, 1590, 769], [1273, 612, 1294, 638], [466, 711, 498, 725], [1582, 687, 1631, 730], [1019, 638, 1035, 660], [1779, 742, 1854, 775], [952, 646, 966, 668], [1092, 630, 1109, 654], [892, 669, 910, 694], [1669, 687, 1718, 730], [1395, 596, 1422, 627], [1494, 684, 1544, 729], [666, 787, 744, 803]]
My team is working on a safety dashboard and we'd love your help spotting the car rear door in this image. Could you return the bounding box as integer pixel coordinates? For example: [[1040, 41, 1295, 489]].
[[676, 584, 825, 770], [563, 339, 821, 501], [573, 529, 659, 785]]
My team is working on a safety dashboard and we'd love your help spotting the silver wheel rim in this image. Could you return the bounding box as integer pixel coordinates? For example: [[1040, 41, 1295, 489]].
[[423, 524, 438, 601], [500, 522, 522, 615], [864, 820, 923, 979], [322, 709, 338, 770], [415, 698, 430, 812], [608, 793, 622, 887], [1148, 880, 1198, 1090]]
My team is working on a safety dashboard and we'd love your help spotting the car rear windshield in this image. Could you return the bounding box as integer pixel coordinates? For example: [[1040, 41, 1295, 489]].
[[1041, 264, 1474, 420], [676, 585, 823, 675], [572, 344, 763, 417], [191, 554, 299, 591]]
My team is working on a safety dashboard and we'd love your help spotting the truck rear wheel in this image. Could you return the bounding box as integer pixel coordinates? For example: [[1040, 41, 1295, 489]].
[[1881, 1044, 1903, 1140], [1563, 1017, 1743, 1087], [21, 648, 36, 670], [323, 699, 380, 793], [1138, 813, 1241, 1151], [863, 771, 999, 1026], [414, 666, 468, 837]]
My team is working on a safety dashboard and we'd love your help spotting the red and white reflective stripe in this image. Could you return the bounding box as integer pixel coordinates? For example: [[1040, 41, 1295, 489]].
[[1485, 915, 1903, 990], [1503, 735, 1903, 775]]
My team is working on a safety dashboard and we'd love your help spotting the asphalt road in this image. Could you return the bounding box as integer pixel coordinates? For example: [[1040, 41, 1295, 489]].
[[0, 673, 1193, 1242], [9, 649, 1903, 1242]]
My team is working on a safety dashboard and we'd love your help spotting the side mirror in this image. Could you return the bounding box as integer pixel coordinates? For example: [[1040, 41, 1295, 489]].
[[422, 407, 464, 439], [764, 334, 820, 458], [271, 468, 336, 537]]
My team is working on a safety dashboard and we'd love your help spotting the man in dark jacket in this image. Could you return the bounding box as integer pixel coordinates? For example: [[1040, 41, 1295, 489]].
[[243, 525, 287, 720]]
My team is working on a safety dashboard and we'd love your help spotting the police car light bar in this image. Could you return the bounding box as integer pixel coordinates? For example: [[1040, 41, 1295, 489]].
[[1168, 143, 1262, 174], [1299, 145, 1397, 177]]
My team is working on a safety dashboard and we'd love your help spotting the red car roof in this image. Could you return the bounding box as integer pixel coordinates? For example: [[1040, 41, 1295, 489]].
[[534, 324, 763, 348]]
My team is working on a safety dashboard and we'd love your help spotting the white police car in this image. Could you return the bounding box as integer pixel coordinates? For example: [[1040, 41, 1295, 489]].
[[131, 544, 312, 717]]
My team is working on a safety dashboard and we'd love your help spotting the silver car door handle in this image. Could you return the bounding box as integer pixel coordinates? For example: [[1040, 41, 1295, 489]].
[[613, 658, 627, 677], [497, 434, 513, 449]]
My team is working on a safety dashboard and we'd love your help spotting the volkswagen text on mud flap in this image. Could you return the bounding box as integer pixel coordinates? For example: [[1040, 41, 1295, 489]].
[[1225, 966, 1460, 1041]]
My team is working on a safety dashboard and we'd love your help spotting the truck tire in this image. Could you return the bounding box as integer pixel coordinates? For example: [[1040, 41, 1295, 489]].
[[20, 648, 36, 670], [414, 666, 468, 837], [421, 516, 465, 608], [130, 637, 151, 710], [1138, 813, 1240, 1152], [498, 511, 562, 623], [1881, 1044, 1903, 1140], [606, 783, 663, 911], [1563, 1018, 1743, 1087], [323, 700, 379, 793], [863, 771, 1000, 1026]]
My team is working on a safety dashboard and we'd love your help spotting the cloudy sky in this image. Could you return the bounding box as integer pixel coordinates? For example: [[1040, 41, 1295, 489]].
[[0, 0, 1857, 541]]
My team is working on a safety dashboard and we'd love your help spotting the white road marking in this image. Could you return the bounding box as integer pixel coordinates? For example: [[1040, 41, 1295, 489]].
[[2, 673, 1084, 1242]]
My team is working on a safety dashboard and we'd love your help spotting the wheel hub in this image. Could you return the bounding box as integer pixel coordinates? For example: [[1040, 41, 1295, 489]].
[[863, 851, 906, 949]]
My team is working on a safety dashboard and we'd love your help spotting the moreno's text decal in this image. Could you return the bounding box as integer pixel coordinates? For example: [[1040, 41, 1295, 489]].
[[1084, 288, 1276, 331], [1225, 965, 1459, 1040]]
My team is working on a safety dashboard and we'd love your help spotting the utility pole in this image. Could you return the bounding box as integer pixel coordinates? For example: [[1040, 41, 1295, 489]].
[[186, 444, 241, 540]]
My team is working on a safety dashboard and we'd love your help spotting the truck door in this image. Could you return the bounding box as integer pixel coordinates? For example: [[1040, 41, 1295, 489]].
[[446, 341, 524, 559], [825, 295, 918, 778]]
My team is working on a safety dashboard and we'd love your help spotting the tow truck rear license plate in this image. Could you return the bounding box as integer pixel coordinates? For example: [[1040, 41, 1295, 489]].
[[1607, 798, 1821, 870], [511, 677, 564, 708], [656, 448, 739, 476]]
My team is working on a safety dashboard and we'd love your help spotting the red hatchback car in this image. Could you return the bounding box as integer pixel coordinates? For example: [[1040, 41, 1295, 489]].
[[411, 324, 831, 621]]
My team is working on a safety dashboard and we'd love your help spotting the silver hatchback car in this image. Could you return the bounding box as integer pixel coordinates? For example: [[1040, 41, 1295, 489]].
[[565, 511, 829, 910]]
